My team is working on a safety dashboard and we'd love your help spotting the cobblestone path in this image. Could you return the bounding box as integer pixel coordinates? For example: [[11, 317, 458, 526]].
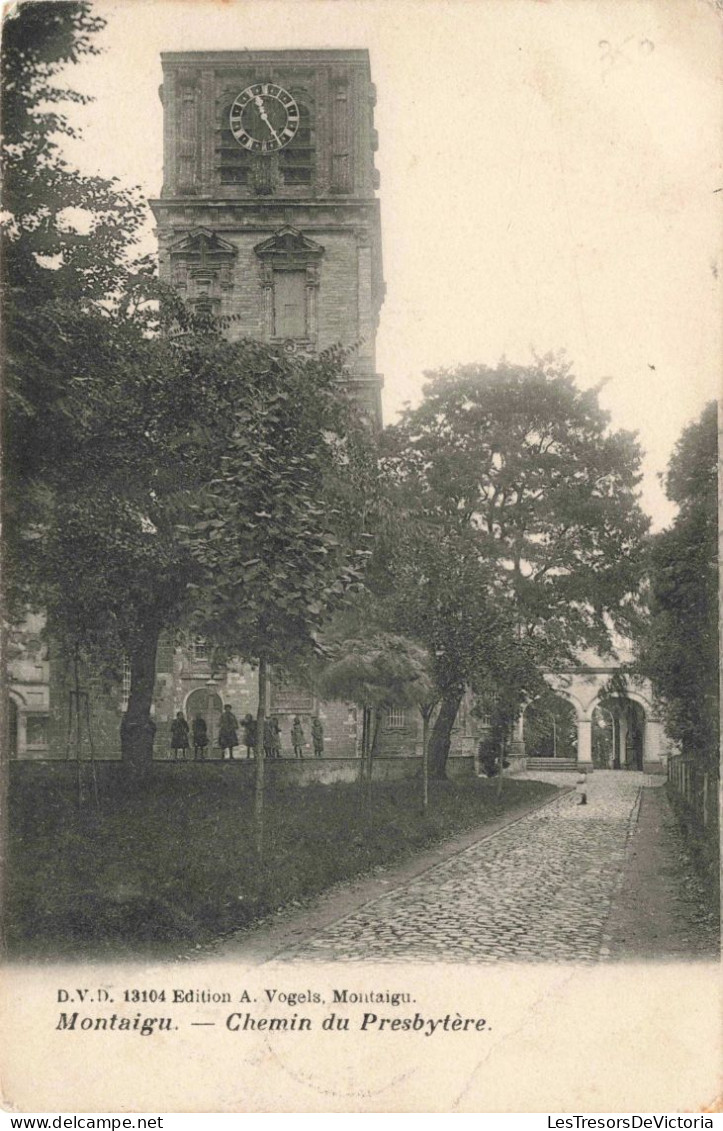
[[283, 771, 645, 963]]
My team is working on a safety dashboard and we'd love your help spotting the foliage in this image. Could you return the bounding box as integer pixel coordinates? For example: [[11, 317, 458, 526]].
[[183, 347, 378, 669], [637, 402, 718, 768], [317, 633, 434, 711], [2, 2, 148, 509]]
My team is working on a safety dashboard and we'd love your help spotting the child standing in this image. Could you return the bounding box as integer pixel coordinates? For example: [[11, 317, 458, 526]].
[[291, 716, 305, 759]]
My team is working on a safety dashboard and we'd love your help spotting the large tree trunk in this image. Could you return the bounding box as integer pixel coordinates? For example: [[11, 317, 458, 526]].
[[366, 707, 381, 811], [428, 690, 463, 779], [420, 704, 433, 813], [254, 655, 268, 859], [496, 735, 506, 800], [120, 622, 161, 771], [359, 705, 371, 785]]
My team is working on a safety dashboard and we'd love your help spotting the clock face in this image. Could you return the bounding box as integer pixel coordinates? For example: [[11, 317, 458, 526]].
[[229, 83, 300, 153]]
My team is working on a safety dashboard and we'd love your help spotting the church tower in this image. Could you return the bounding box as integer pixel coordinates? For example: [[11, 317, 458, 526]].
[[151, 49, 385, 422]]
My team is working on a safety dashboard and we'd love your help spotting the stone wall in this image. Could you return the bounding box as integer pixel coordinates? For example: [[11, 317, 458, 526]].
[[10, 754, 476, 790]]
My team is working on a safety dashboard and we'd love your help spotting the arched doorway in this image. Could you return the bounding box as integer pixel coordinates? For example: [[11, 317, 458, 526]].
[[592, 703, 614, 768], [593, 697, 645, 770], [185, 688, 223, 754], [524, 693, 578, 760]]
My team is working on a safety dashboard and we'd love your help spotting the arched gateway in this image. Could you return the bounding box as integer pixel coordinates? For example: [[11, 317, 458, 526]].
[[520, 645, 668, 773]]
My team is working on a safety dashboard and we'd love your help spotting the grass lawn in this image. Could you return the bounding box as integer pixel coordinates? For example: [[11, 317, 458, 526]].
[[6, 768, 559, 959]]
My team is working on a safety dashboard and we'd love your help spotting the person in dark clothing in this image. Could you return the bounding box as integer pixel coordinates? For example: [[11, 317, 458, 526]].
[[171, 712, 190, 760], [241, 714, 256, 759], [311, 716, 324, 758], [270, 715, 282, 759], [218, 704, 239, 760], [192, 715, 208, 760], [263, 718, 274, 759], [291, 715, 305, 758]]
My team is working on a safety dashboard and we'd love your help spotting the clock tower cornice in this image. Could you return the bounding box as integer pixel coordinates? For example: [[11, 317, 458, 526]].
[[160, 49, 373, 67]]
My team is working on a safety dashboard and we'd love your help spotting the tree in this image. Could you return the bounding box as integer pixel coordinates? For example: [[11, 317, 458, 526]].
[[317, 632, 434, 808], [377, 522, 516, 778], [2, 1, 152, 731], [14, 293, 372, 772], [1, 0, 149, 940], [183, 350, 378, 850], [2, 1, 147, 547], [381, 358, 649, 777], [637, 402, 718, 769]]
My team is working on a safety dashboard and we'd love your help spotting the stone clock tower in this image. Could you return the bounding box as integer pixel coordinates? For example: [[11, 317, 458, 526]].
[[151, 49, 385, 422]]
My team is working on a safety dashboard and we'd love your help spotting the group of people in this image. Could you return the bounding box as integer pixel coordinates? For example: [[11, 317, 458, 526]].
[[170, 706, 325, 760]]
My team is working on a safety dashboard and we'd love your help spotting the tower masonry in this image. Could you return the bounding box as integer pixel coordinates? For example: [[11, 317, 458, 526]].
[[151, 49, 385, 422]]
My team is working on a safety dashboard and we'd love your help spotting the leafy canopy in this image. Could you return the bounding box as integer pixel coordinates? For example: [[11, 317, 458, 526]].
[[183, 344, 379, 670], [382, 358, 649, 665]]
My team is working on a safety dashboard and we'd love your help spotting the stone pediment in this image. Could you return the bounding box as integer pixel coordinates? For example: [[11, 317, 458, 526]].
[[254, 226, 324, 262], [169, 228, 238, 260]]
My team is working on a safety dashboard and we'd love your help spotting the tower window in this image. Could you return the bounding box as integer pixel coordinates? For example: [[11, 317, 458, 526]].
[[217, 100, 252, 185], [274, 271, 306, 338], [280, 101, 313, 186]]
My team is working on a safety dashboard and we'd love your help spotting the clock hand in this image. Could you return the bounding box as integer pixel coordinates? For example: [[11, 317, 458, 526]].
[[253, 95, 282, 145]]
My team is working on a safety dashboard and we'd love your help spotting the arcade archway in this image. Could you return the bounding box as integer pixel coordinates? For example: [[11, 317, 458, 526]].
[[592, 697, 645, 770], [524, 694, 578, 761]]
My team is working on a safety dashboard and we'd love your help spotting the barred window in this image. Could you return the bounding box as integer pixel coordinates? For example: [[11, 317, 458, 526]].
[[121, 655, 131, 712], [387, 707, 406, 729], [192, 636, 209, 662]]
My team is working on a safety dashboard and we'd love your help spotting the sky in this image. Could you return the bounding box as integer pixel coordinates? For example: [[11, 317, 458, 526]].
[[41, 0, 722, 528]]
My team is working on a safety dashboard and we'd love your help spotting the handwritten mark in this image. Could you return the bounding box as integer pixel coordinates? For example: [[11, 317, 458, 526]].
[[599, 36, 655, 81]]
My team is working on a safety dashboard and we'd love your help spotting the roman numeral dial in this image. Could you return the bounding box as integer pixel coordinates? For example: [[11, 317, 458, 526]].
[[230, 83, 300, 152]]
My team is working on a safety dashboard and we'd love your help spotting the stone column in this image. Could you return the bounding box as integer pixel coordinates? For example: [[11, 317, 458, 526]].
[[200, 68, 216, 194], [305, 264, 319, 343], [619, 715, 629, 768], [509, 712, 525, 756], [577, 717, 593, 765], [160, 70, 177, 197], [177, 78, 199, 194], [356, 229, 374, 375], [645, 719, 663, 765], [261, 263, 274, 340], [331, 75, 351, 193]]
